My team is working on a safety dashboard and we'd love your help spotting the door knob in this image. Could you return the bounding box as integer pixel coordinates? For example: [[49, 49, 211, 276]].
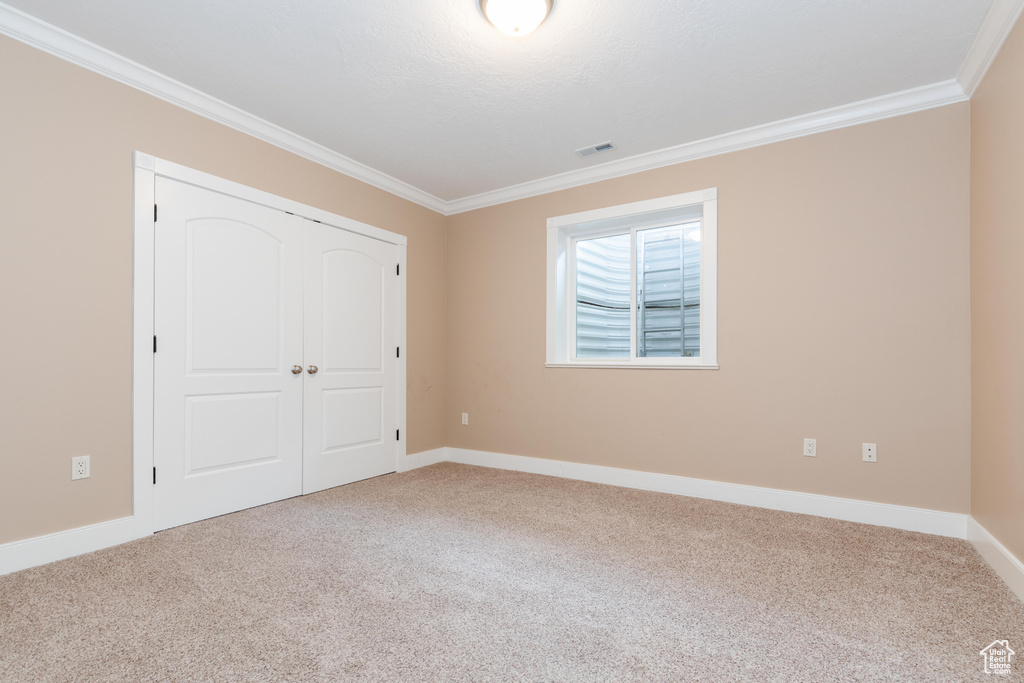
[[307, 365, 319, 374], [291, 365, 302, 375]]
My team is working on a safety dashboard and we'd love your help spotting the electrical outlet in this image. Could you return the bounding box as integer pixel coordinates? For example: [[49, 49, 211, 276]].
[[803, 438, 817, 457], [72, 455, 90, 480], [462, 413, 469, 426], [862, 443, 877, 463]]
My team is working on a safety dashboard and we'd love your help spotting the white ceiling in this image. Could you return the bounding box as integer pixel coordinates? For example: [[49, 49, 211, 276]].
[[3, 0, 994, 204]]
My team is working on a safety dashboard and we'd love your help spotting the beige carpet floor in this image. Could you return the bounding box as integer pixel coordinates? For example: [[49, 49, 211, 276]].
[[1, 463, 1022, 682]]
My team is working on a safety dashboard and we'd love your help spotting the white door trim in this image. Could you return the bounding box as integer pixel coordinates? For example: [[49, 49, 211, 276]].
[[396, 245, 408, 467], [132, 154, 157, 538], [132, 151, 408, 539]]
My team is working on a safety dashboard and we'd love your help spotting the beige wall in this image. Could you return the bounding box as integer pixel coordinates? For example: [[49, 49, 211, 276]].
[[446, 104, 972, 513], [971, 18, 1024, 560], [0, 35, 446, 545], [0, 26, 984, 548]]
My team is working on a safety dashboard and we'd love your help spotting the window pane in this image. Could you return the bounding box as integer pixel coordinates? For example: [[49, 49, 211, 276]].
[[636, 222, 700, 357], [576, 234, 630, 358]]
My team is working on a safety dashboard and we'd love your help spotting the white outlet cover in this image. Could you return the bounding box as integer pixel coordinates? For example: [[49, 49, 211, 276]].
[[462, 413, 469, 425], [803, 438, 816, 457], [71, 455, 90, 480], [862, 443, 877, 462]]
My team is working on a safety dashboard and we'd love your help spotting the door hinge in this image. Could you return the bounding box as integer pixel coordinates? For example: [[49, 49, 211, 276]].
[[396, 429, 400, 441], [153, 467, 157, 485], [154, 204, 158, 222], [396, 264, 400, 276], [153, 335, 157, 353]]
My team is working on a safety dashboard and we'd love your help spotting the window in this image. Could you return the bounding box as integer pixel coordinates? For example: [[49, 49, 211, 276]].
[[546, 189, 717, 368]]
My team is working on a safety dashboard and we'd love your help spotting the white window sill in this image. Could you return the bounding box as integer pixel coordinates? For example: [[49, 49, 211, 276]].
[[545, 363, 719, 370]]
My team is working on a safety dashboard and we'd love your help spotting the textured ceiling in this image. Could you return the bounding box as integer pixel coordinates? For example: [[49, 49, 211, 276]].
[[5, 0, 992, 201]]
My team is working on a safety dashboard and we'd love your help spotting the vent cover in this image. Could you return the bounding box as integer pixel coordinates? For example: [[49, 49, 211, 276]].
[[575, 141, 616, 158]]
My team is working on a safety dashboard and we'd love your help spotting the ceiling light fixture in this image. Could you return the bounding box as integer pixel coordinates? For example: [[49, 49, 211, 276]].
[[480, 0, 553, 37]]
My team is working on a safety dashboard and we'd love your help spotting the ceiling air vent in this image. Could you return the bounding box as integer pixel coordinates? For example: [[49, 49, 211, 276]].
[[575, 141, 616, 158]]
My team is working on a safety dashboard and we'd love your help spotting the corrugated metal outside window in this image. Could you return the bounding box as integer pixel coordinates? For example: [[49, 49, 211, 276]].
[[575, 222, 701, 359], [575, 234, 630, 358], [638, 222, 701, 357]]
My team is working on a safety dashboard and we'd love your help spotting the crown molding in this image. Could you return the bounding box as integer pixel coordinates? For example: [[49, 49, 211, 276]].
[[0, 2, 982, 217], [0, 2, 449, 214], [957, 0, 1024, 97], [445, 79, 968, 214]]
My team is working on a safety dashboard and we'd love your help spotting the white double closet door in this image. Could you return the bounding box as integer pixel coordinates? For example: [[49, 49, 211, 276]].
[[153, 178, 399, 531]]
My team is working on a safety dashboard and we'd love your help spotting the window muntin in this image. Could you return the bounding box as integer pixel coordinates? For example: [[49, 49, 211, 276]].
[[547, 189, 717, 369]]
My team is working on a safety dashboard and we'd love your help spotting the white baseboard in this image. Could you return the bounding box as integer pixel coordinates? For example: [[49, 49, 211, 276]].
[[439, 447, 969, 539], [399, 447, 448, 472], [0, 517, 136, 576], [1, 449, 449, 575], [968, 517, 1024, 603], [7, 454, 1010, 589]]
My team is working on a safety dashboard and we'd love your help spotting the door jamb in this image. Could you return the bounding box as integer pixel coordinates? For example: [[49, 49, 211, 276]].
[[131, 151, 409, 539]]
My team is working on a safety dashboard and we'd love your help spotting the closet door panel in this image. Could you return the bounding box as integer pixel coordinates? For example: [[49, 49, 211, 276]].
[[322, 250, 383, 371], [153, 178, 304, 531], [188, 221, 282, 371], [303, 224, 398, 494], [322, 387, 382, 450]]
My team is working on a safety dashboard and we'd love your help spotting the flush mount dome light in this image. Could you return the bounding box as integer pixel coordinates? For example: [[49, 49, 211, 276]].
[[480, 0, 553, 37]]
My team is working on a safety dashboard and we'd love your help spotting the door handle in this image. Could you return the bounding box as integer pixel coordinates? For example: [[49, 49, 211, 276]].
[[307, 365, 319, 375], [291, 365, 303, 375]]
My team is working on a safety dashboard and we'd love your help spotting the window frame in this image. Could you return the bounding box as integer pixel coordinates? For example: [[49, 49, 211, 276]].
[[546, 188, 718, 369]]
